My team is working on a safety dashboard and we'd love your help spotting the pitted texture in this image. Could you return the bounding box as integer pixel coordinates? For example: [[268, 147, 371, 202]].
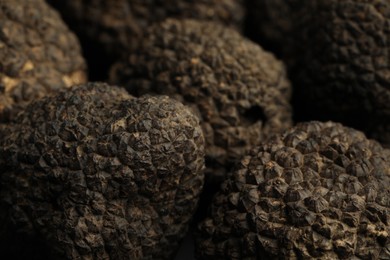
[[196, 121, 390, 259], [293, 0, 390, 146], [0, 82, 205, 259], [0, 0, 87, 121], [110, 19, 292, 182], [47, 0, 244, 79]]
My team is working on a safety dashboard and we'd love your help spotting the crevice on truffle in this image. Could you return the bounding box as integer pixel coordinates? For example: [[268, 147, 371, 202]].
[[241, 105, 267, 126]]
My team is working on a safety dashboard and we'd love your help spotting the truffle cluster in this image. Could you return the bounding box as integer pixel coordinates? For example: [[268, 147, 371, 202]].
[[110, 18, 292, 182], [0, 0, 87, 121], [3, 0, 390, 259], [47, 0, 245, 79], [196, 121, 390, 259], [0, 83, 205, 259]]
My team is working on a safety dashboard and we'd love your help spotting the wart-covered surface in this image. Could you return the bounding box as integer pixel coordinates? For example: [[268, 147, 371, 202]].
[[0, 83, 205, 259], [0, 0, 87, 121], [196, 121, 390, 259]]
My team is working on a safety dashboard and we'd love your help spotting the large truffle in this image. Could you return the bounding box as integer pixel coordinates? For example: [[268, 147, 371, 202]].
[[196, 121, 390, 259], [293, 0, 390, 146], [0, 0, 87, 121], [0, 82, 205, 259], [110, 18, 292, 183], [47, 0, 245, 80]]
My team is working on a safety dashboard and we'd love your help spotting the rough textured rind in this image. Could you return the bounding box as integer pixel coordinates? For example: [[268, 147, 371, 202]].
[[47, 0, 245, 80], [0, 0, 87, 121], [294, 0, 390, 145], [110, 18, 292, 183], [0, 82, 205, 259], [196, 121, 390, 259]]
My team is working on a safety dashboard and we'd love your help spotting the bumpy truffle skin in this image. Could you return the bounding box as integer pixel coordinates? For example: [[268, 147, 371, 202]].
[[47, 0, 244, 80], [291, 0, 390, 146], [0, 83, 205, 259], [0, 0, 87, 121], [196, 121, 390, 259], [110, 18, 292, 182]]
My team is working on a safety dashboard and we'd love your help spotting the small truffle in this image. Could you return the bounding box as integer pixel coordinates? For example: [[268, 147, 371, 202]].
[[110, 18, 293, 183], [0, 82, 205, 259], [47, 0, 245, 80], [0, 0, 87, 121], [196, 121, 390, 259]]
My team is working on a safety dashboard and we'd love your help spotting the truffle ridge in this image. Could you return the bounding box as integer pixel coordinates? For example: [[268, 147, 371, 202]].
[[196, 121, 390, 259], [0, 82, 205, 259]]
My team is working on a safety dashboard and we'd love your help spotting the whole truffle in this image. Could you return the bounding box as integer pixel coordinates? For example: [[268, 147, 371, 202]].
[[0, 82, 205, 259], [110, 18, 292, 183], [263, 0, 390, 145], [47, 0, 245, 80], [0, 0, 87, 121], [196, 121, 390, 259]]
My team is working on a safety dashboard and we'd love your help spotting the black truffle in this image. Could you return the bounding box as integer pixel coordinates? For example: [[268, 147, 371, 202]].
[[247, 0, 390, 146], [110, 18, 292, 183], [196, 121, 390, 259], [294, 0, 390, 147], [47, 0, 245, 80], [0, 82, 205, 259], [0, 0, 87, 121]]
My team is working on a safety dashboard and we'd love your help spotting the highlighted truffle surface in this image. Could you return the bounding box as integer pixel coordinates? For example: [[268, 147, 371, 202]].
[[110, 18, 292, 182], [0, 83, 205, 259], [196, 121, 390, 259], [0, 0, 87, 121]]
